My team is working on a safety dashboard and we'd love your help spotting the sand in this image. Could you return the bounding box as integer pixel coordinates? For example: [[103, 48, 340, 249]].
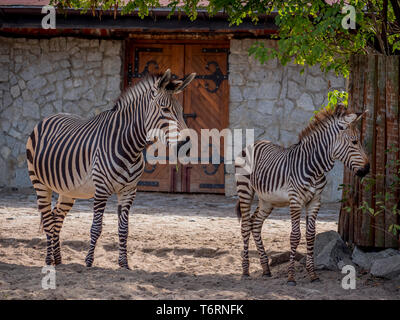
[[0, 191, 399, 300]]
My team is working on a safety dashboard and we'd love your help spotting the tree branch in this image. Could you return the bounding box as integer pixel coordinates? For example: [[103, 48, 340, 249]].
[[390, 0, 400, 25]]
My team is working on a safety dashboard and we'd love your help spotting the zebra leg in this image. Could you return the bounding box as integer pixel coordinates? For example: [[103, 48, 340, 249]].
[[52, 195, 75, 265], [287, 201, 302, 286], [85, 193, 109, 267], [237, 191, 254, 277], [117, 189, 136, 269], [34, 187, 54, 265], [305, 197, 321, 282], [251, 201, 273, 277]]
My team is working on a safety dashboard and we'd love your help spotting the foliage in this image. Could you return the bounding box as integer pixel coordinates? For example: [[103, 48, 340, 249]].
[[310, 90, 348, 121], [50, 0, 400, 77], [340, 145, 400, 237]]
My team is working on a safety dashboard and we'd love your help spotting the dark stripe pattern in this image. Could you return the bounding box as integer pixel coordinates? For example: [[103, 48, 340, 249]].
[[26, 71, 194, 269], [235, 105, 369, 285]]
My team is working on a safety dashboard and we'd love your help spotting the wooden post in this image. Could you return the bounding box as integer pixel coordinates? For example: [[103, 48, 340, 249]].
[[338, 54, 400, 249]]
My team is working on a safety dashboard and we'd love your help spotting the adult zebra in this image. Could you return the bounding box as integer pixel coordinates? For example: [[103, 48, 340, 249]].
[[235, 104, 369, 285], [26, 69, 196, 269]]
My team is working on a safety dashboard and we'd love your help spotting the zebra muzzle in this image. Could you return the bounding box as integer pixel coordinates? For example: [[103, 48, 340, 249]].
[[356, 163, 370, 178]]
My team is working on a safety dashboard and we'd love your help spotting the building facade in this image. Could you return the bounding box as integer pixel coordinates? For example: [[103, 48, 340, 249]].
[[0, 5, 346, 201]]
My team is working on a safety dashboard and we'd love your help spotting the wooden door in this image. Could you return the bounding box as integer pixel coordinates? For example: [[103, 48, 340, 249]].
[[182, 44, 229, 193], [126, 41, 229, 193]]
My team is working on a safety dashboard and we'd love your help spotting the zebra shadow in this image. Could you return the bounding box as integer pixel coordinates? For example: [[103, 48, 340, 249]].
[[139, 247, 230, 258], [0, 260, 356, 300], [0, 237, 88, 251]]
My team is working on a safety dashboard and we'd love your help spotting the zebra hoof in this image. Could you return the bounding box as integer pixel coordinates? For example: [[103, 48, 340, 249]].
[[287, 280, 297, 286], [85, 257, 93, 268], [241, 273, 251, 280], [119, 264, 130, 270], [54, 258, 62, 266], [118, 259, 130, 270], [262, 272, 272, 278], [45, 257, 53, 266], [311, 277, 321, 283]]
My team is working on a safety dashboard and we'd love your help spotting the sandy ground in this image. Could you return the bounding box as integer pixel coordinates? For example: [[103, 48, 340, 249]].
[[0, 190, 399, 300]]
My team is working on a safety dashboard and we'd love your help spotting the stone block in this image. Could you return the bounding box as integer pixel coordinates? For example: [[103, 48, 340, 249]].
[[103, 56, 121, 75], [314, 231, 353, 271], [297, 93, 315, 111], [370, 255, 400, 279], [256, 82, 281, 100], [352, 246, 400, 271], [243, 87, 258, 100], [306, 75, 327, 92], [10, 85, 20, 98], [87, 51, 103, 62], [27, 76, 47, 91], [229, 86, 243, 102], [287, 80, 302, 100], [229, 40, 242, 54], [22, 101, 40, 119]]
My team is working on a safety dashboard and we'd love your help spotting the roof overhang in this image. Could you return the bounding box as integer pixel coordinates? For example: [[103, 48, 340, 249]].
[[0, 6, 278, 38]]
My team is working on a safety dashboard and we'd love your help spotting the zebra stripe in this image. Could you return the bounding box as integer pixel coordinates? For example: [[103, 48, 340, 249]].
[[26, 70, 196, 269], [235, 104, 369, 285]]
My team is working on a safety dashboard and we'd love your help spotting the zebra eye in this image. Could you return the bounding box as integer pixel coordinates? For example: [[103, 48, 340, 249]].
[[161, 107, 170, 113], [352, 140, 358, 145]]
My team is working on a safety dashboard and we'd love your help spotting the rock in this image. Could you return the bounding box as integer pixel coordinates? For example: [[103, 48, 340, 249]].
[[242, 87, 257, 100], [269, 251, 305, 267], [22, 101, 40, 119], [314, 231, 353, 271], [103, 56, 121, 75], [370, 255, 400, 279], [256, 82, 281, 100], [18, 79, 26, 90], [352, 246, 400, 271], [1, 146, 11, 159], [27, 76, 47, 91], [297, 93, 315, 112], [229, 86, 242, 102], [306, 75, 327, 92], [287, 80, 302, 100], [256, 100, 275, 115]]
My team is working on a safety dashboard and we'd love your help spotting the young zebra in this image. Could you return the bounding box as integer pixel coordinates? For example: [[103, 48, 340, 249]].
[[26, 70, 196, 269], [235, 104, 369, 285]]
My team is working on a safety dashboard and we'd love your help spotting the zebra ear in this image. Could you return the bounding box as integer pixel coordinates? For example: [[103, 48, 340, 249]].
[[344, 110, 368, 126], [173, 73, 196, 94], [355, 110, 368, 122], [344, 113, 357, 124], [158, 69, 172, 90]]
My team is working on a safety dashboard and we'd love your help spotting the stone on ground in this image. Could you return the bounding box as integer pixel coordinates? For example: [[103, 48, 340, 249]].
[[370, 255, 400, 279], [314, 231, 353, 271], [352, 246, 400, 271]]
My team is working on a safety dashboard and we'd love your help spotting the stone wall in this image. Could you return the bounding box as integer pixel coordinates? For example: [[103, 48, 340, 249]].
[[0, 36, 346, 201], [225, 39, 346, 202], [0, 37, 123, 189]]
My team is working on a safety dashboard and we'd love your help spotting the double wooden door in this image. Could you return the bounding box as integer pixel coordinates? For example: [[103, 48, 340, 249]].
[[126, 41, 229, 193]]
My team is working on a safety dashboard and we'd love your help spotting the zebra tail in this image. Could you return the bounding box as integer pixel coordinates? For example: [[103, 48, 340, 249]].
[[39, 213, 44, 233], [235, 200, 242, 222]]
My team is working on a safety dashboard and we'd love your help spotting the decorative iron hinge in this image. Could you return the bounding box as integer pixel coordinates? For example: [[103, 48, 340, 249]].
[[133, 47, 163, 79], [194, 48, 230, 93]]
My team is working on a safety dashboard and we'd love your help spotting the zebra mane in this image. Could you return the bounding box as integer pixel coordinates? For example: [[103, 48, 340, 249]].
[[112, 74, 160, 111], [298, 104, 349, 141]]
